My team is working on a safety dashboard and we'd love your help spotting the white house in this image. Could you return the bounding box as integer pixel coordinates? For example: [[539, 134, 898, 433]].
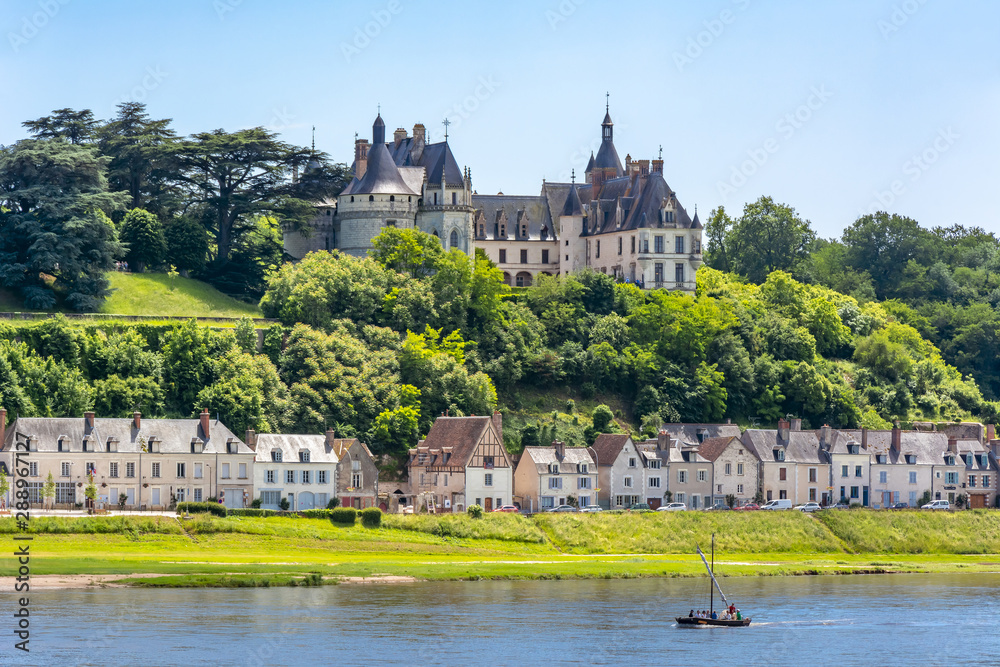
[[249, 430, 339, 511]]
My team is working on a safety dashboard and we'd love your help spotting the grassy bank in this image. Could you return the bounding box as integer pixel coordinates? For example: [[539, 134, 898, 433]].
[[102, 272, 261, 318], [4, 511, 1000, 587]]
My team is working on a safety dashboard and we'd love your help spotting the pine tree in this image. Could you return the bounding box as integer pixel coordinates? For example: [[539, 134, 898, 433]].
[[120, 208, 167, 272]]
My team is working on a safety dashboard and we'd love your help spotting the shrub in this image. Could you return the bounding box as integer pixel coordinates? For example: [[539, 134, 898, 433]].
[[279, 498, 290, 511], [327, 497, 341, 509], [467, 504, 484, 519], [177, 501, 227, 517], [359, 507, 382, 528], [329, 508, 357, 525], [300, 509, 332, 519], [228, 508, 276, 517], [250, 498, 262, 509]]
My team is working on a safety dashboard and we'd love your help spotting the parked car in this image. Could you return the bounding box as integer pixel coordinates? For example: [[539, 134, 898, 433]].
[[492, 505, 519, 513], [547, 504, 580, 512], [706, 503, 731, 511], [793, 502, 822, 512], [761, 499, 793, 510], [626, 503, 652, 511], [579, 505, 603, 513], [921, 499, 950, 510], [657, 502, 687, 512], [830, 502, 850, 510], [733, 503, 759, 511], [887, 502, 909, 510]]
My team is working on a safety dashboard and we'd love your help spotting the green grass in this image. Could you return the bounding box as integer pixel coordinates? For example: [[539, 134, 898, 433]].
[[815, 509, 1000, 554], [101, 272, 261, 318]]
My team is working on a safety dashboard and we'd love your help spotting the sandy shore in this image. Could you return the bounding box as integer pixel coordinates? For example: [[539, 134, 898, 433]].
[[0, 573, 165, 591]]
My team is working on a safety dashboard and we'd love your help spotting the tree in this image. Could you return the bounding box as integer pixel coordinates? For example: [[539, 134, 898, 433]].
[[84, 472, 98, 509], [119, 209, 167, 272], [23, 108, 98, 144], [161, 319, 218, 413], [592, 404, 614, 432], [234, 316, 257, 354], [726, 196, 816, 283], [0, 139, 127, 309], [0, 467, 9, 509], [98, 102, 179, 215], [169, 127, 319, 270], [371, 227, 445, 278], [93, 375, 164, 417], [43, 472, 56, 509], [164, 216, 209, 277], [704, 206, 734, 273], [842, 212, 929, 298]]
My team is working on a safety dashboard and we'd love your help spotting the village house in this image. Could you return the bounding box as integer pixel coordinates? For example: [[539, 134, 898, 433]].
[[514, 441, 598, 512], [329, 436, 379, 510], [633, 432, 678, 508], [590, 433, 649, 509], [697, 435, 760, 506], [743, 419, 830, 506], [864, 427, 939, 508], [407, 413, 511, 512], [822, 426, 871, 506], [248, 430, 339, 511], [0, 409, 254, 510], [657, 435, 714, 509]]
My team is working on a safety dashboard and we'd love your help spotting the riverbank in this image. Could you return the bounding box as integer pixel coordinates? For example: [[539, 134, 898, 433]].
[[3, 511, 1000, 588]]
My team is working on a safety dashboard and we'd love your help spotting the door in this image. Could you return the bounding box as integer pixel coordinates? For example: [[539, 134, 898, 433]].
[[882, 491, 892, 508], [287, 493, 295, 511], [299, 492, 315, 510], [862, 487, 869, 507], [151, 488, 160, 507], [484, 497, 493, 512], [970, 494, 986, 509], [126, 488, 135, 506]]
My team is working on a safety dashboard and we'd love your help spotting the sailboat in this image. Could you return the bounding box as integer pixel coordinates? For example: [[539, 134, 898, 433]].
[[675, 533, 751, 627]]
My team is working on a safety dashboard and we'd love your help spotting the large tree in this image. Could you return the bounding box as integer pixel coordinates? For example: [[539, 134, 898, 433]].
[[119, 208, 167, 272], [0, 139, 126, 310], [725, 196, 816, 284], [841, 212, 930, 298], [22, 108, 98, 145]]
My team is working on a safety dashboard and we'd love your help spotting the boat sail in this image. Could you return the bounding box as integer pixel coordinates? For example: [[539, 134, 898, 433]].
[[675, 534, 751, 627]]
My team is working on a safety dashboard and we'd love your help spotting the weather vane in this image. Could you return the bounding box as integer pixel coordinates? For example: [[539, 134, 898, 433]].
[[442, 117, 451, 142]]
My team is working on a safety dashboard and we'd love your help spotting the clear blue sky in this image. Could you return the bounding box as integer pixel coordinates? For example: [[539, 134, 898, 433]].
[[2, 0, 997, 238]]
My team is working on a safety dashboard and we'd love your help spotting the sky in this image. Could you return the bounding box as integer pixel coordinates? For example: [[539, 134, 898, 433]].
[[2, 0, 998, 239]]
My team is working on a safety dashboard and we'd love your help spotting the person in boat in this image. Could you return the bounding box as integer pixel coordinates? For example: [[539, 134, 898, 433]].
[[711, 610, 718, 620], [729, 604, 736, 615], [736, 610, 742, 620], [689, 610, 694, 618]]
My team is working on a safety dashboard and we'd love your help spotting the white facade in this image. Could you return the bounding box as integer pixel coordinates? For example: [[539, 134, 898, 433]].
[[251, 432, 339, 511]]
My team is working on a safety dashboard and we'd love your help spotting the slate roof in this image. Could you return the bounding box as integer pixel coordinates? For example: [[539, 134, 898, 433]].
[[347, 142, 420, 196], [471, 194, 554, 241], [741, 429, 827, 464], [863, 429, 946, 465], [412, 416, 494, 468], [661, 423, 742, 448], [520, 446, 595, 474], [420, 142, 464, 185], [589, 434, 632, 466], [253, 434, 339, 464], [593, 138, 623, 174], [3, 417, 251, 455]]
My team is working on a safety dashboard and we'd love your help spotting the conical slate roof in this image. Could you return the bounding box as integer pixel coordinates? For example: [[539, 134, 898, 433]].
[[585, 152, 595, 173], [593, 139, 623, 174], [561, 183, 584, 216], [350, 142, 419, 196]]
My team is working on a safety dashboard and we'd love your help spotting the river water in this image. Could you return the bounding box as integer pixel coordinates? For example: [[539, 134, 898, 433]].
[[3, 573, 998, 666]]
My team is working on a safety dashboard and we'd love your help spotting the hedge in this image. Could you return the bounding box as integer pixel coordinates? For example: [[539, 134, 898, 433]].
[[228, 509, 277, 518], [359, 507, 382, 528], [177, 501, 227, 517], [329, 508, 357, 525]]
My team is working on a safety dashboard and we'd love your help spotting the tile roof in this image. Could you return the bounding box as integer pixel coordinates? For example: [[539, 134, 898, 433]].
[[695, 436, 741, 462], [414, 416, 494, 467], [589, 434, 632, 465]]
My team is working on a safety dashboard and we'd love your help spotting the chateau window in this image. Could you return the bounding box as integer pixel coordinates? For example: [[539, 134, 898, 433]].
[[521, 224, 527, 238], [675, 263, 685, 283], [433, 193, 438, 205], [479, 224, 485, 237], [499, 249, 507, 263], [631, 236, 635, 254], [368, 195, 374, 202], [386, 220, 396, 227], [520, 249, 528, 264], [654, 236, 663, 253], [654, 263, 663, 284], [500, 224, 506, 237], [542, 249, 549, 264], [675, 236, 684, 254], [450, 229, 459, 249], [452, 192, 457, 205], [596, 240, 600, 258], [618, 238, 623, 255], [389, 195, 395, 202], [643, 238, 649, 253]]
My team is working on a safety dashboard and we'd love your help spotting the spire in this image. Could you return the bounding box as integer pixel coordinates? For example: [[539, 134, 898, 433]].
[[373, 110, 385, 146], [571, 168, 576, 184], [562, 180, 584, 217], [442, 117, 451, 143], [585, 151, 595, 173], [311, 126, 316, 152]]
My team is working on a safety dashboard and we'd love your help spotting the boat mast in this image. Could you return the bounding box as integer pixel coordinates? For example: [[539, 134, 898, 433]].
[[710, 533, 714, 614]]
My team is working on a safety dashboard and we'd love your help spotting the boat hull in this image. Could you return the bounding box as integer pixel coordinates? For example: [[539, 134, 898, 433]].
[[675, 616, 751, 627]]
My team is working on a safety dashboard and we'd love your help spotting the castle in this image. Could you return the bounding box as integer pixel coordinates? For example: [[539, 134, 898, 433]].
[[283, 106, 703, 291]]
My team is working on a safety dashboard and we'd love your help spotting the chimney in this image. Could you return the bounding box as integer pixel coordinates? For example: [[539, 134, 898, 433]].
[[553, 440, 565, 461], [891, 422, 901, 452], [412, 124, 426, 160], [657, 430, 670, 451], [820, 424, 831, 449], [651, 158, 663, 174], [861, 427, 868, 448], [133, 411, 141, 430], [245, 429, 256, 448], [988, 424, 996, 442], [777, 418, 790, 443], [625, 154, 632, 173], [326, 428, 336, 448], [492, 410, 503, 443], [947, 437, 958, 454], [354, 138, 370, 180], [790, 418, 802, 432], [393, 127, 407, 147], [84, 411, 95, 433], [200, 408, 210, 440], [0, 408, 6, 447]]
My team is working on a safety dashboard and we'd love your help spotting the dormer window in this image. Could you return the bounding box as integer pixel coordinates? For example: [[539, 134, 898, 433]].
[[299, 451, 310, 463], [906, 455, 917, 465], [148, 438, 160, 453], [28, 437, 38, 452], [58, 437, 68, 453], [775, 449, 785, 462], [946, 456, 956, 466], [520, 224, 527, 238], [877, 455, 887, 464], [649, 460, 661, 470], [82, 435, 95, 452], [107, 437, 119, 453], [577, 463, 589, 474], [226, 440, 237, 454], [191, 438, 204, 454], [549, 463, 559, 474], [848, 444, 859, 455], [982, 455, 990, 468], [271, 450, 282, 463]]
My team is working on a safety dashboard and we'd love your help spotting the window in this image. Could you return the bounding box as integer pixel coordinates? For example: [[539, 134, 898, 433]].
[[737, 463, 744, 476], [318, 470, 327, 484], [298, 470, 308, 484], [809, 468, 817, 483], [596, 240, 601, 258], [779, 467, 787, 481], [906, 455, 916, 465], [542, 249, 549, 264], [176, 489, 185, 503], [631, 236, 636, 253], [855, 466, 863, 478], [628, 457, 637, 468], [945, 472, 959, 484], [177, 463, 186, 478], [879, 471, 888, 484], [676, 493, 686, 503], [541, 496, 555, 508], [654, 262, 663, 284], [909, 491, 917, 506], [485, 473, 493, 487], [648, 460, 661, 470], [520, 249, 528, 264], [286, 470, 294, 484], [983, 475, 991, 488], [678, 470, 688, 484], [968, 475, 977, 488], [151, 462, 161, 478], [61, 462, 71, 477], [737, 484, 744, 494], [675, 236, 685, 254], [109, 462, 119, 478], [271, 450, 282, 462], [194, 488, 203, 502], [449, 229, 459, 248], [548, 477, 562, 489], [850, 486, 860, 499], [369, 195, 375, 202], [809, 488, 817, 502], [261, 491, 280, 506], [86, 462, 96, 477], [221, 463, 231, 479], [649, 477, 661, 488], [776, 450, 785, 462], [483, 456, 495, 470], [675, 263, 685, 283], [623, 476, 633, 488], [725, 463, 732, 475], [654, 236, 664, 253], [499, 249, 507, 263], [697, 470, 707, 482], [239, 463, 247, 479], [29, 461, 38, 477], [909, 471, 917, 484], [841, 465, 849, 478], [352, 459, 360, 472], [126, 462, 135, 478], [300, 451, 310, 463], [578, 477, 591, 489], [578, 463, 589, 474], [55, 482, 75, 504], [351, 472, 362, 488], [452, 192, 457, 205], [266, 470, 275, 484], [618, 238, 623, 255]]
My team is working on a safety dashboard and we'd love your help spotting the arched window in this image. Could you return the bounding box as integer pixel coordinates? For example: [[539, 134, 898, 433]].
[[369, 195, 374, 202], [433, 192, 438, 205], [449, 229, 459, 249], [408, 196, 412, 202], [350, 196, 354, 202], [515, 271, 532, 288], [390, 195, 395, 202], [432, 229, 439, 237]]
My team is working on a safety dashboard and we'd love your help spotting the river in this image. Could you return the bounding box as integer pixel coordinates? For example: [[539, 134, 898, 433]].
[[3, 573, 998, 666]]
